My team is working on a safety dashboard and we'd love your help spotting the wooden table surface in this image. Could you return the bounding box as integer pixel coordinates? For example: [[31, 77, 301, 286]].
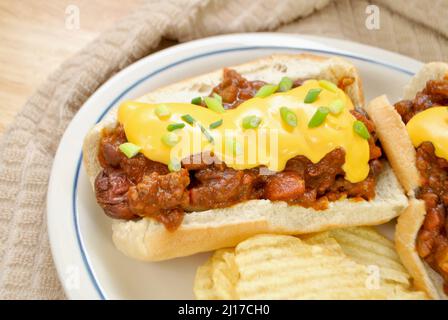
[[0, 0, 143, 134]]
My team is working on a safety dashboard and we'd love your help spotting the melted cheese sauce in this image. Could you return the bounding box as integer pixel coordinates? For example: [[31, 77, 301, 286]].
[[406, 106, 448, 160], [118, 80, 370, 183]]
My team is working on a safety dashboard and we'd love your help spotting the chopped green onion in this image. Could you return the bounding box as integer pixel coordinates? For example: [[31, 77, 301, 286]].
[[278, 77, 293, 92], [180, 114, 213, 142], [279, 107, 297, 127], [304, 88, 322, 103], [181, 114, 195, 125], [318, 79, 338, 93], [213, 93, 222, 104], [198, 123, 214, 143], [328, 99, 345, 115], [255, 84, 278, 98], [308, 107, 330, 128], [353, 120, 371, 139], [191, 96, 202, 105], [154, 104, 171, 119], [167, 123, 185, 131], [209, 119, 223, 129], [225, 137, 242, 156], [242, 115, 262, 129], [161, 132, 180, 147], [168, 158, 181, 172], [118, 142, 141, 158], [204, 96, 225, 113]]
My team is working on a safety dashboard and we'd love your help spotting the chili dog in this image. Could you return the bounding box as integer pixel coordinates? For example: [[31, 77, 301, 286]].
[[83, 54, 407, 261], [366, 62, 448, 299]]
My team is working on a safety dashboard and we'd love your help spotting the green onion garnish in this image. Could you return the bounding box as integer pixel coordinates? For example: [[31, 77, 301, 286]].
[[304, 88, 322, 103], [308, 107, 330, 128], [353, 120, 371, 139], [318, 80, 338, 93], [118, 143, 141, 158], [255, 84, 278, 98], [213, 93, 222, 104], [191, 97, 202, 105], [180, 114, 213, 142], [154, 104, 171, 119], [242, 115, 262, 129], [279, 107, 297, 127], [209, 119, 223, 129], [204, 96, 225, 113], [199, 123, 214, 143], [161, 132, 180, 147], [168, 158, 181, 172], [278, 76, 293, 92], [328, 99, 345, 115], [181, 114, 195, 125], [167, 123, 185, 131]]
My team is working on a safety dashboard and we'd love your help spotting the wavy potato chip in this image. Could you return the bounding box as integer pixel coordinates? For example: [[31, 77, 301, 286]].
[[193, 227, 427, 300], [315, 227, 411, 286], [234, 234, 385, 300], [194, 258, 216, 300], [211, 249, 238, 299], [194, 249, 238, 300]]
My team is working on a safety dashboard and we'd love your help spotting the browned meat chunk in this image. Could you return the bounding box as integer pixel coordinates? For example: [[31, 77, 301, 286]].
[[264, 171, 305, 201], [128, 169, 190, 217]]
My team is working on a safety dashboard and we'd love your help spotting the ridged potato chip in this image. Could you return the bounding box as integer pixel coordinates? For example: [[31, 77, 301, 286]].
[[194, 249, 238, 300], [381, 285, 428, 300], [234, 234, 384, 299], [194, 258, 216, 300], [314, 227, 411, 286], [210, 249, 238, 299], [193, 227, 427, 300]]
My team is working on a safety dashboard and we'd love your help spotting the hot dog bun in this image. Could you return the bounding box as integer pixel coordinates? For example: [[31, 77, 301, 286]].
[[83, 54, 407, 261], [365, 62, 448, 300]]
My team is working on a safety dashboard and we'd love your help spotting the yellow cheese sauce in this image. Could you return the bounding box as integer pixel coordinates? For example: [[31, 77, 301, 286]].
[[406, 106, 448, 161], [118, 80, 370, 183]]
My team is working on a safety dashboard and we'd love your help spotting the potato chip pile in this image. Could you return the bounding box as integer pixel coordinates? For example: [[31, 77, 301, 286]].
[[194, 227, 427, 300]]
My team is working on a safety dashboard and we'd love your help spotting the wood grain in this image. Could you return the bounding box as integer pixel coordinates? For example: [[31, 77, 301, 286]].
[[0, 0, 143, 134]]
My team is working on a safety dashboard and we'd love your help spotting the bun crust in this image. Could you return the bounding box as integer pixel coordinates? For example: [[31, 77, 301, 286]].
[[365, 95, 420, 196], [83, 54, 406, 261], [396, 200, 446, 299]]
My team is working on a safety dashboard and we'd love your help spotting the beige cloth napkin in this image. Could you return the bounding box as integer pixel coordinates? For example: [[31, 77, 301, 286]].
[[0, 0, 446, 300]]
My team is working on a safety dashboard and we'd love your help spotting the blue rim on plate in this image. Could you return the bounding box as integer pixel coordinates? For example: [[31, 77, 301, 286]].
[[72, 46, 415, 300]]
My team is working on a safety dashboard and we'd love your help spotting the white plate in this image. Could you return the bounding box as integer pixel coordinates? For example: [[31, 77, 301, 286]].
[[47, 33, 423, 300]]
